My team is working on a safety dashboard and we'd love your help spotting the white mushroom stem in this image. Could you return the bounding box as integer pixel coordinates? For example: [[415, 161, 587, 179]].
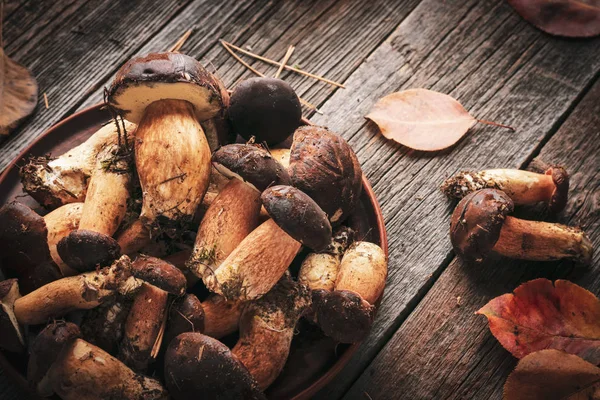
[[493, 216, 593, 263], [135, 99, 211, 232], [48, 339, 168, 400], [204, 219, 301, 301], [44, 203, 83, 276]]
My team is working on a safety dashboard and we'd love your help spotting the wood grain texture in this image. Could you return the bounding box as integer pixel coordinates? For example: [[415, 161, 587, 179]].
[[345, 76, 600, 400], [307, 0, 600, 397]]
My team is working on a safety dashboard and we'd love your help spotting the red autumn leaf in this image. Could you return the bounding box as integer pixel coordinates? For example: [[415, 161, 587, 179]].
[[477, 279, 600, 364], [507, 0, 600, 38], [365, 89, 512, 152], [504, 350, 600, 400]]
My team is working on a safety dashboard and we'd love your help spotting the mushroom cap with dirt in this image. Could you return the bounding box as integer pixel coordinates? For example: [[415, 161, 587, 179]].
[[165, 332, 266, 400], [0, 279, 25, 353], [450, 188, 593, 264], [441, 166, 570, 213], [289, 125, 362, 225], [314, 241, 387, 343], [261, 185, 332, 252], [228, 77, 302, 145]]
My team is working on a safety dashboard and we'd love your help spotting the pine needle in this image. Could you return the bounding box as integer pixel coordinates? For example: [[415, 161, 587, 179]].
[[43, 93, 49, 109], [169, 29, 192, 53], [274, 45, 295, 79]]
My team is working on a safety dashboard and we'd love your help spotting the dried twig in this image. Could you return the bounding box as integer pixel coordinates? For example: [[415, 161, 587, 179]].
[[274, 45, 295, 79], [169, 29, 193, 53], [43, 93, 49, 109], [221, 40, 345, 88]]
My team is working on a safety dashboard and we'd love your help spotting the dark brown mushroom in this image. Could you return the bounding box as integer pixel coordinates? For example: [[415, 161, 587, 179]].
[[450, 188, 593, 264], [441, 166, 570, 213], [131, 255, 187, 296], [164, 332, 265, 400], [164, 293, 205, 346], [289, 126, 362, 225], [0, 279, 25, 353], [261, 185, 332, 252], [228, 77, 301, 145]]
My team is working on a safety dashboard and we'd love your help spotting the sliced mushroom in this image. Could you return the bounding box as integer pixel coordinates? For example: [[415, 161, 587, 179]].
[[314, 241, 387, 343], [108, 52, 228, 235], [48, 338, 168, 400], [289, 125, 362, 225], [441, 166, 569, 213], [164, 332, 265, 400], [0, 279, 25, 353], [450, 188, 593, 263], [20, 121, 136, 208], [232, 273, 311, 390]]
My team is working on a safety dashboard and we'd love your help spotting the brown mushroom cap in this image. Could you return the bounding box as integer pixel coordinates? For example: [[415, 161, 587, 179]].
[[547, 166, 569, 213], [57, 229, 121, 272], [228, 77, 302, 145], [0, 279, 25, 353], [164, 332, 265, 400], [131, 255, 187, 296], [289, 126, 363, 225], [450, 188, 515, 263], [27, 321, 81, 396], [107, 52, 228, 126], [212, 144, 291, 192], [164, 294, 205, 346], [261, 185, 332, 252]]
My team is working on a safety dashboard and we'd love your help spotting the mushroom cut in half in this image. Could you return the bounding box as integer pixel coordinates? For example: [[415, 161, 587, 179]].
[[107, 52, 229, 235], [228, 77, 302, 145], [289, 126, 362, 225], [314, 241, 387, 343], [441, 166, 569, 213], [165, 332, 265, 400], [450, 188, 593, 264]]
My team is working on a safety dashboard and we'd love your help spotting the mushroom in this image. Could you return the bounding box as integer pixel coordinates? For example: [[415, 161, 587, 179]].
[[107, 52, 228, 235], [232, 273, 311, 390], [57, 143, 131, 272], [228, 77, 301, 145], [164, 332, 265, 400], [261, 185, 332, 252], [48, 338, 168, 400], [313, 241, 387, 343], [441, 166, 569, 213], [450, 188, 593, 264], [0, 202, 63, 294], [289, 125, 362, 225], [164, 293, 205, 346], [201, 293, 244, 339], [0, 279, 25, 353], [44, 203, 84, 276], [27, 321, 81, 396], [0, 46, 38, 138], [20, 120, 136, 208]]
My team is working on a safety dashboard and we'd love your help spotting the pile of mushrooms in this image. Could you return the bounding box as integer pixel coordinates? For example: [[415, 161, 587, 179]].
[[0, 52, 388, 399]]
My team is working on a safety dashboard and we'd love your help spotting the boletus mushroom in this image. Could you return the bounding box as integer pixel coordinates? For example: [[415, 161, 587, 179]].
[[20, 121, 136, 208], [165, 332, 265, 400], [314, 241, 387, 343], [164, 293, 205, 346], [441, 166, 569, 213], [228, 77, 301, 145], [201, 293, 244, 339], [107, 52, 228, 235], [0, 279, 25, 353], [450, 188, 593, 264], [232, 273, 311, 390], [289, 125, 362, 225]]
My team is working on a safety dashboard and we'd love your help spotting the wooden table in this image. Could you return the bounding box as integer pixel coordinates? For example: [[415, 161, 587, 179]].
[[1, 1, 599, 399]]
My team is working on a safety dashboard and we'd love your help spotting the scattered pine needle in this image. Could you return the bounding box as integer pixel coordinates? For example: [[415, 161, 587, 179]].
[[169, 29, 193, 53], [151, 302, 170, 359], [477, 119, 515, 131], [364, 391, 373, 400], [221, 40, 345, 88], [274, 45, 295, 79], [43, 93, 49, 109]]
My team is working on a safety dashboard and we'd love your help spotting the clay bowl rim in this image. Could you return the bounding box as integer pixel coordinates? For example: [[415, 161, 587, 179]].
[[0, 103, 388, 400]]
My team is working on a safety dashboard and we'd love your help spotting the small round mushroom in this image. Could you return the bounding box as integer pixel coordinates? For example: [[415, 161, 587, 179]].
[[164, 332, 265, 400], [232, 273, 311, 390], [314, 241, 387, 343], [0, 279, 25, 353], [289, 125, 362, 225], [164, 293, 205, 346], [450, 188, 593, 264], [261, 185, 332, 252], [228, 77, 301, 145], [441, 166, 569, 213], [20, 121, 136, 208], [27, 321, 81, 396], [48, 338, 168, 400], [108, 52, 229, 235]]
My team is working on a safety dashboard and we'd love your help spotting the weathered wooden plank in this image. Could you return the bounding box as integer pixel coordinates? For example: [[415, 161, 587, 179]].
[[345, 77, 600, 400], [305, 0, 600, 397]]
